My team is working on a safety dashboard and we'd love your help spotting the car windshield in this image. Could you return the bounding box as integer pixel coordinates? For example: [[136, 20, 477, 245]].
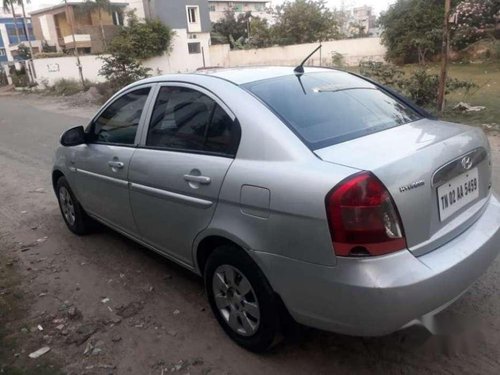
[[243, 72, 422, 149]]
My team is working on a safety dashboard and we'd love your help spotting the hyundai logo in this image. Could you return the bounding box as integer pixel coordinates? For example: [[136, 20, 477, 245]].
[[461, 156, 473, 170]]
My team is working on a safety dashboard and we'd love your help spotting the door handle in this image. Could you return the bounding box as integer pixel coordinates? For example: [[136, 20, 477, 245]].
[[108, 161, 124, 169], [183, 174, 211, 184]]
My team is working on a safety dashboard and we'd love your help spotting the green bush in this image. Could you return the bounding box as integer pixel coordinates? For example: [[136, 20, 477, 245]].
[[93, 81, 120, 104], [47, 79, 86, 96], [359, 60, 405, 87], [9, 65, 29, 87], [34, 52, 66, 59], [330, 52, 346, 68], [99, 54, 151, 91], [359, 61, 477, 107]]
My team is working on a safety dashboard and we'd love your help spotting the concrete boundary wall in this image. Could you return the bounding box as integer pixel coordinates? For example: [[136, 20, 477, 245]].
[[32, 37, 386, 86], [209, 37, 386, 68], [33, 55, 105, 86]]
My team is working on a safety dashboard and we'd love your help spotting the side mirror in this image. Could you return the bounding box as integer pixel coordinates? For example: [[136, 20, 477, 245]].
[[60, 126, 86, 147]]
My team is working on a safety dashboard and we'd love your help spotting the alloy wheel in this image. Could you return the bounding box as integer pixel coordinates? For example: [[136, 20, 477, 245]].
[[59, 186, 76, 226], [212, 264, 261, 336]]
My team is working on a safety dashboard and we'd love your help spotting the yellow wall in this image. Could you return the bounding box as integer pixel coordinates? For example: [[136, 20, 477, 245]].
[[54, 12, 71, 38], [89, 8, 114, 25]]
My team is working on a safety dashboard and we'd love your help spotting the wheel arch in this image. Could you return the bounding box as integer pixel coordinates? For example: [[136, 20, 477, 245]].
[[193, 230, 252, 276], [52, 169, 65, 194]]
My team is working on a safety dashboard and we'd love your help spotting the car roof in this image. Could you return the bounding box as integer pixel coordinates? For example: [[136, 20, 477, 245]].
[[195, 66, 338, 85], [136, 66, 344, 87]]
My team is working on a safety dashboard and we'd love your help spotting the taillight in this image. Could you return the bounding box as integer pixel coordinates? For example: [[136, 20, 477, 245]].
[[325, 172, 406, 257]]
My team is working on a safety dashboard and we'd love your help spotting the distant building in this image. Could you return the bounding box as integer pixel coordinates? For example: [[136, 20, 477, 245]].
[[208, 0, 270, 22], [351, 5, 377, 36], [30, 2, 127, 54], [143, 0, 212, 69], [0, 14, 38, 63]]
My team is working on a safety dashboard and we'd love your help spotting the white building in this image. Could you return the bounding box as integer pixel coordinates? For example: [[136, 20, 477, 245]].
[[351, 5, 377, 36], [208, 0, 271, 22]]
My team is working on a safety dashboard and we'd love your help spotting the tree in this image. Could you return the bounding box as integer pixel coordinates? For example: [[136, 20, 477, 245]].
[[80, 0, 122, 50], [99, 53, 151, 88], [379, 0, 446, 64], [4, 0, 37, 81], [99, 12, 174, 89], [211, 10, 251, 48], [16, 42, 30, 59], [248, 16, 272, 48], [272, 0, 340, 45], [451, 0, 500, 50], [108, 12, 174, 59], [2, 0, 21, 44]]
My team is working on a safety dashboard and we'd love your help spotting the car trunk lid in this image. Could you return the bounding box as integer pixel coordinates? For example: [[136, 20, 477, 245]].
[[315, 119, 492, 256]]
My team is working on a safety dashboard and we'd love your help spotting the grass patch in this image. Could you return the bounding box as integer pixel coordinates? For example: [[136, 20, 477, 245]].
[[396, 61, 500, 126], [348, 61, 500, 128], [44, 78, 90, 96], [437, 61, 500, 127]]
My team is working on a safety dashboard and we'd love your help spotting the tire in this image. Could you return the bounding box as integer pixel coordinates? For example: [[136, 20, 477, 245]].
[[205, 245, 282, 352], [56, 176, 93, 235]]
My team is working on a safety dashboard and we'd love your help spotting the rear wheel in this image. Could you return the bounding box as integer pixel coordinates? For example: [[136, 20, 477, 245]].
[[56, 176, 93, 235], [205, 245, 282, 352]]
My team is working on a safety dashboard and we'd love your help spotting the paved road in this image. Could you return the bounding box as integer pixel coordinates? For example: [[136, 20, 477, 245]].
[[1, 94, 500, 374]]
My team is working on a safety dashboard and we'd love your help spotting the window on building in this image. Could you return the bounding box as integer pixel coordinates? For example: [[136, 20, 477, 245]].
[[112, 11, 124, 26], [0, 48, 6, 56], [188, 42, 201, 54], [209, 5, 216, 12], [234, 4, 243, 12], [187, 6, 198, 23]]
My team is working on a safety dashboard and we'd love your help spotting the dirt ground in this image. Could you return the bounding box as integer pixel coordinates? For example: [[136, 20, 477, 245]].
[[1, 93, 500, 374]]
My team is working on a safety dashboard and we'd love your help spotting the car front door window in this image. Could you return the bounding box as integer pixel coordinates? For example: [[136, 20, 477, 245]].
[[91, 87, 151, 145]]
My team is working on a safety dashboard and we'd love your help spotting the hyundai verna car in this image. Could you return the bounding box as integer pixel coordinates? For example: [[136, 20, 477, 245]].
[[53, 67, 500, 352]]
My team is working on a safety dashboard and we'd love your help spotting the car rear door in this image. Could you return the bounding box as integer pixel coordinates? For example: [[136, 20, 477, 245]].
[[73, 85, 154, 235], [128, 83, 241, 265]]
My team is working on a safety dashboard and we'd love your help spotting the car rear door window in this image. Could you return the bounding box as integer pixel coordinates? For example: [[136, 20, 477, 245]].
[[204, 105, 240, 156], [146, 86, 240, 157], [91, 87, 151, 145]]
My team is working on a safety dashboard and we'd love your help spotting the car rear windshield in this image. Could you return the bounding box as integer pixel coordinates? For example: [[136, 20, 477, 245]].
[[243, 72, 421, 149]]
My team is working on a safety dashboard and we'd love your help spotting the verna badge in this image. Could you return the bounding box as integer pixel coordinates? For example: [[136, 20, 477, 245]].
[[461, 156, 473, 170], [399, 180, 425, 193]]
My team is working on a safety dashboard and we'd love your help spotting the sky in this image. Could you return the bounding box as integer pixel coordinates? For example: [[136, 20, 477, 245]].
[[25, 0, 396, 15]]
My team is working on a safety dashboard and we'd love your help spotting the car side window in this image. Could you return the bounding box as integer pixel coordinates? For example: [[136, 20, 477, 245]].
[[146, 86, 240, 156], [90, 87, 151, 145], [205, 105, 241, 156]]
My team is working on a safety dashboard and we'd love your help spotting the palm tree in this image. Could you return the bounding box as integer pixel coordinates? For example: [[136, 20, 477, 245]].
[[2, 0, 21, 44], [81, 0, 121, 50], [3, 0, 36, 80], [18, 0, 35, 76]]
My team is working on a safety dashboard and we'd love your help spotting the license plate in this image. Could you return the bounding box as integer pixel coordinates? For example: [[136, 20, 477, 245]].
[[438, 168, 479, 221]]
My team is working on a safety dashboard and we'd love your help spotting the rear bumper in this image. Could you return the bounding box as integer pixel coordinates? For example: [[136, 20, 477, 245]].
[[253, 193, 500, 336]]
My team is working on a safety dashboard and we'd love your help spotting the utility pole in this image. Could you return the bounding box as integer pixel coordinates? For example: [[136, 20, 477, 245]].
[[19, 0, 36, 81], [64, 0, 85, 88], [437, 0, 451, 113]]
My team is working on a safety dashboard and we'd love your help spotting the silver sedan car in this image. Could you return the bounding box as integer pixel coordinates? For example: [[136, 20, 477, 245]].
[[53, 67, 500, 352]]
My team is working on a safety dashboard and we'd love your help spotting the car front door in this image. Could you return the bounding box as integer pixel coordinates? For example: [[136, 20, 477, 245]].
[[73, 86, 153, 235], [128, 84, 241, 265]]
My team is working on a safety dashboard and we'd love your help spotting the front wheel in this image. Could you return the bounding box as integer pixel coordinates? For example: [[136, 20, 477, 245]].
[[56, 176, 93, 235], [205, 245, 282, 352]]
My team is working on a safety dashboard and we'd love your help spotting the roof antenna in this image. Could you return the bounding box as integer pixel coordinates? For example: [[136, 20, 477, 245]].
[[294, 44, 322, 75]]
